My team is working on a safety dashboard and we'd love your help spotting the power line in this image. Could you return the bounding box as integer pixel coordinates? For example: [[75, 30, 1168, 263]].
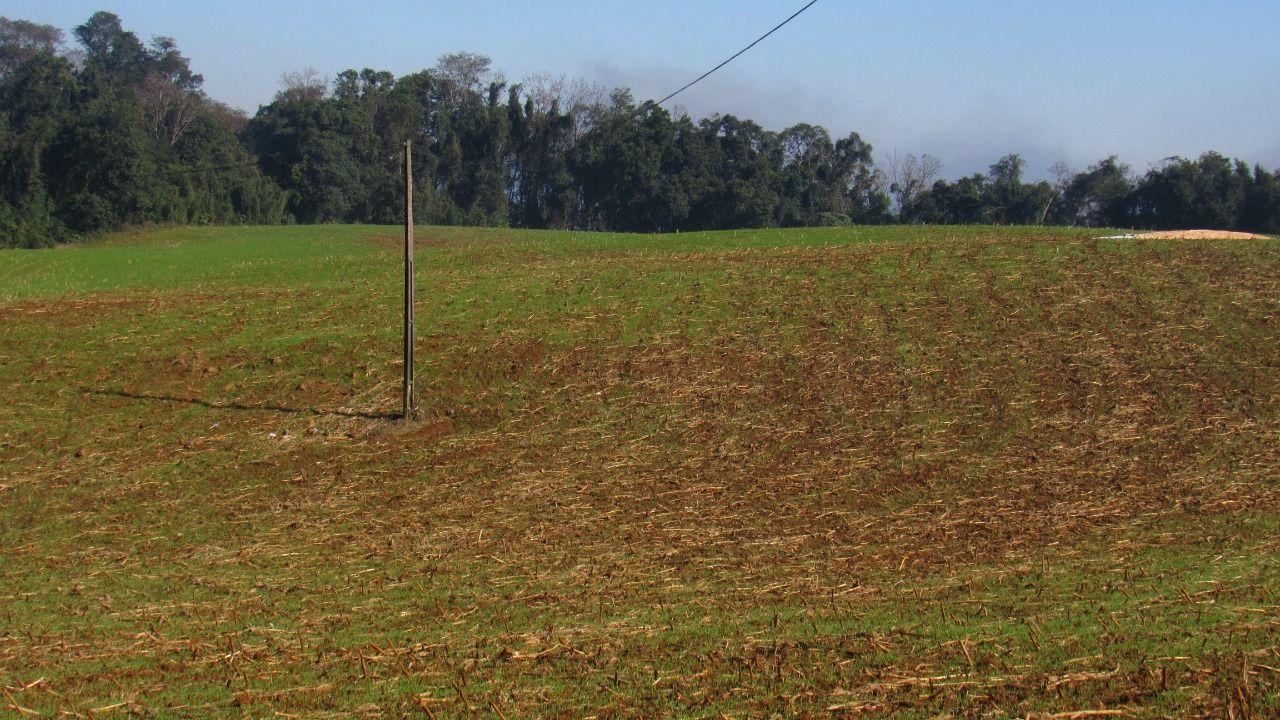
[[652, 0, 821, 108]]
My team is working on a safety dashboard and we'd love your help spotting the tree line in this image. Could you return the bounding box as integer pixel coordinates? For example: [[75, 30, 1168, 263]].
[[0, 13, 285, 247], [2, 11, 1278, 248]]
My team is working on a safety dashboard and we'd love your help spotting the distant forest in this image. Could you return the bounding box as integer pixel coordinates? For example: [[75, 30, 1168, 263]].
[[3, 11, 1279, 247]]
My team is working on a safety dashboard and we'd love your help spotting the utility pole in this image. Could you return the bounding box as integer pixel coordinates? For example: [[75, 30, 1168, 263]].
[[402, 140, 415, 420]]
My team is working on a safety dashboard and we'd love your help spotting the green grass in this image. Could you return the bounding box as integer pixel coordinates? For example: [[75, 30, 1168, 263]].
[[1, 224, 1278, 718]]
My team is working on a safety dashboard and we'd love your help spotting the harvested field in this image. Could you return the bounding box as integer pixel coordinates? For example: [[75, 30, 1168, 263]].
[[1, 224, 1278, 718]]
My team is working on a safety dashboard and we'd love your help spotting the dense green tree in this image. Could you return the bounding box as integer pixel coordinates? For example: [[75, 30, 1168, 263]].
[[570, 92, 680, 230], [1, 11, 283, 246], [1054, 156, 1134, 227], [1241, 165, 1280, 233], [73, 11, 151, 85], [507, 88, 576, 228], [690, 114, 783, 229], [0, 17, 63, 80], [0, 50, 75, 245], [1130, 152, 1260, 230]]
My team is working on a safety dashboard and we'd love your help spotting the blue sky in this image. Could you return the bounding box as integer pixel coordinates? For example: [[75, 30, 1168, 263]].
[[9, 1, 1279, 179]]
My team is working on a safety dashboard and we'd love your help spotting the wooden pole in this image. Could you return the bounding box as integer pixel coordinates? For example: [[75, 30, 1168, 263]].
[[402, 140, 415, 420]]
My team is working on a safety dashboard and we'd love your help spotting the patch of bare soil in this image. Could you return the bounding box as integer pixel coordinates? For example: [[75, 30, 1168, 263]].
[[1135, 229, 1272, 240]]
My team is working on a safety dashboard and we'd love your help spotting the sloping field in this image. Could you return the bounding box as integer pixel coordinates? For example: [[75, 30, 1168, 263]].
[[1, 225, 1278, 718]]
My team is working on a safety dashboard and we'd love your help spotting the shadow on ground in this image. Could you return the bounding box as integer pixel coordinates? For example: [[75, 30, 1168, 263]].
[[83, 387, 399, 421]]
